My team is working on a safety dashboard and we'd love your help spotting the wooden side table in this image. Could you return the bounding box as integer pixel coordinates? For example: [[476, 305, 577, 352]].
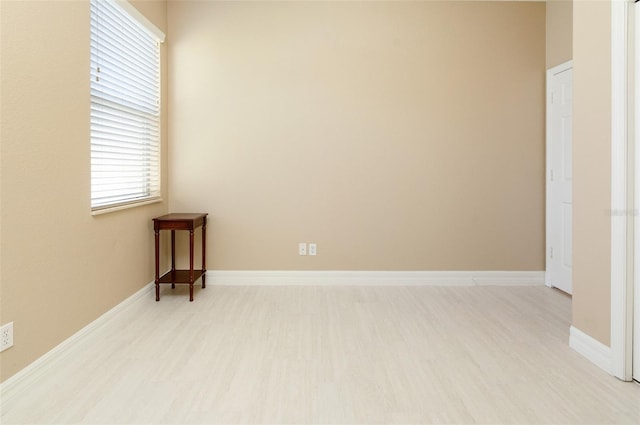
[[153, 213, 207, 302]]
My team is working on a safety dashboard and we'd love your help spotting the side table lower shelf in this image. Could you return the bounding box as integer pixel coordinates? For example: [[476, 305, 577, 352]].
[[157, 270, 206, 302]]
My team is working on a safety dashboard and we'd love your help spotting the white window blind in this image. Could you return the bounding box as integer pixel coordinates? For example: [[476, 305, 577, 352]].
[[90, 0, 164, 211]]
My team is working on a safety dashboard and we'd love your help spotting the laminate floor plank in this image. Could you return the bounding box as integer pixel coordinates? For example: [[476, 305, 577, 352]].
[[1, 285, 639, 424]]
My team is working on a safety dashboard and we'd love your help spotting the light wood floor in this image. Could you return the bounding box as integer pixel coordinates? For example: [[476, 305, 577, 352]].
[[1, 285, 639, 424]]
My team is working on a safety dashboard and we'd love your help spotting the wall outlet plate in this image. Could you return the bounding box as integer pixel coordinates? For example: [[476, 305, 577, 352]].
[[309, 243, 317, 256], [298, 243, 307, 256], [1, 322, 14, 352]]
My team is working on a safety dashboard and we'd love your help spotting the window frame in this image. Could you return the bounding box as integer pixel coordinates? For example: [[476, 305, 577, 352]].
[[90, 0, 165, 215]]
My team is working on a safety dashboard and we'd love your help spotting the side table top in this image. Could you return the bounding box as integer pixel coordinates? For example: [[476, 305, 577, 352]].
[[153, 213, 208, 222]]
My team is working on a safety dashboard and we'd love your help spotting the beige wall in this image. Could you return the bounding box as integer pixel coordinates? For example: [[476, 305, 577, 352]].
[[571, 0, 611, 346], [0, 0, 168, 382], [547, 0, 614, 351], [167, 1, 546, 272], [546, 0, 573, 69]]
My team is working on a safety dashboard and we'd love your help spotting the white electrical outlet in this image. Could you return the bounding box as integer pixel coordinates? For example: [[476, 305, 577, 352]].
[[298, 243, 307, 256], [1, 322, 14, 352], [309, 243, 317, 256]]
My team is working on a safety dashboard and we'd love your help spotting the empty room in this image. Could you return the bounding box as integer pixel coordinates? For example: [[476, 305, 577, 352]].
[[1, 0, 639, 423]]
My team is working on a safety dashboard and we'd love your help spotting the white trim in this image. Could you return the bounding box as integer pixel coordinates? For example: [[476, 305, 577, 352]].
[[207, 270, 545, 287], [0, 281, 154, 402], [91, 198, 163, 216], [113, 0, 165, 42], [545, 60, 573, 290], [569, 326, 613, 375], [611, 0, 633, 381], [632, 0, 640, 382]]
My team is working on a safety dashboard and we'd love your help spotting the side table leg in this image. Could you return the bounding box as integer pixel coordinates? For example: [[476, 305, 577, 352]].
[[171, 230, 176, 289], [202, 218, 207, 289], [189, 229, 194, 302], [154, 229, 160, 301]]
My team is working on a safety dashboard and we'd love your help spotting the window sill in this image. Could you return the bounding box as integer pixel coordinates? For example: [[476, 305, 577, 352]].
[[91, 198, 163, 216]]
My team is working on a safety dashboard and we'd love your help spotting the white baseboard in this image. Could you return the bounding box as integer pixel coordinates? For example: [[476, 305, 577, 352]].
[[569, 326, 613, 375], [0, 281, 154, 403], [207, 270, 545, 286]]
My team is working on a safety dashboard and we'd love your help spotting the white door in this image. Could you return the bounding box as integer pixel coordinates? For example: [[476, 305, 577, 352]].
[[546, 62, 573, 295]]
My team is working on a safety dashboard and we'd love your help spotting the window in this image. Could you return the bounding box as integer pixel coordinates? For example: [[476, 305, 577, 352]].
[[90, 0, 164, 212]]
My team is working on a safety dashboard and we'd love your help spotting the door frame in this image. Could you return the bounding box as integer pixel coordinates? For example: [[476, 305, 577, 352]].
[[545, 60, 573, 292], [634, 0, 640, 381], [611, 0, 633, 381]]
